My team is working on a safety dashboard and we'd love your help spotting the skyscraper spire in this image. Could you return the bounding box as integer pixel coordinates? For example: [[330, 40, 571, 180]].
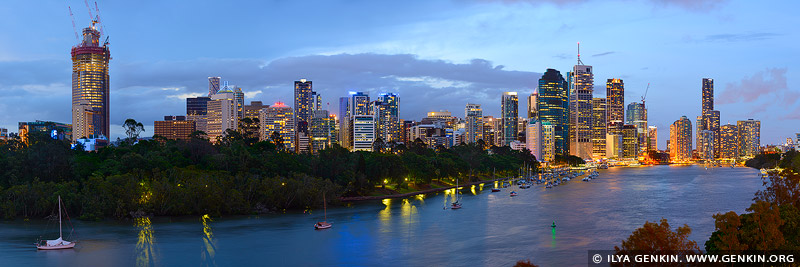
[[577, 42, 584, 65]]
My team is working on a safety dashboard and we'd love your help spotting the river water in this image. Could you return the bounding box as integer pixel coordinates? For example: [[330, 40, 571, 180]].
[[0, 165, 762, 266]]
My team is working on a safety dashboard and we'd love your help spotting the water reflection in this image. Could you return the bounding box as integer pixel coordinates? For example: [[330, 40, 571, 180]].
[[379, 199, 392, 232], [201, 214, 217, 267], [135, 217, 156, 267], [551, 227, 557, 248]]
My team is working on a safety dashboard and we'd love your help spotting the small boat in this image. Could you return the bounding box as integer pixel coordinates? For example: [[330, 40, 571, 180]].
[[36, 196, 76, 250], [491, 188, 501, 192], [551, 221, 557, 228], [509, 191, 518, 196], [451, 178, 463, 210], [451, 202, 462, 209], [546, 184, 553, 189], [314, 193, 332, 230]]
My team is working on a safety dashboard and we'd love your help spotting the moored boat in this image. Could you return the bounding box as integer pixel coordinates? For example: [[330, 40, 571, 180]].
[[36, 196, 76, 250]]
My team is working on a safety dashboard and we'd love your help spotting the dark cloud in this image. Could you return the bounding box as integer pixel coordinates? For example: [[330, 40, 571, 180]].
[[0, 54, 542, 137], [592, 51, 614, 57], [718, 68, 789, 105]]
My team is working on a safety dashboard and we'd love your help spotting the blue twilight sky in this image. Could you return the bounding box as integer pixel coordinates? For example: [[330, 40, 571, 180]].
[[0, 0, 797, 147]]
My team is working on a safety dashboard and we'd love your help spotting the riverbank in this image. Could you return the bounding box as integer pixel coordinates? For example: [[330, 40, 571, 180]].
[[340, 177, 511, 201]]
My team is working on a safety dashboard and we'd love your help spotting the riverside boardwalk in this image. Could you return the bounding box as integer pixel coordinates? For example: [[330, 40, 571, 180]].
[[340, 177, 510, 201]]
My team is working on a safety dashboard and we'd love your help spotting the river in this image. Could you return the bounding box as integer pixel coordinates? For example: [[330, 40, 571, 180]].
[[0, 165, 763, 266]]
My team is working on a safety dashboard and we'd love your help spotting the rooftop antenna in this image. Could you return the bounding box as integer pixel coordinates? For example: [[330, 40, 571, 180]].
[[68, 6, 78, 41], [577, 42, 584, 65], [641, 83, 651, 106]]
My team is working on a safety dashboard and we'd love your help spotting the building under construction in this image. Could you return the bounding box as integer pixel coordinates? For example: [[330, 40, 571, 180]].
[[71, 8, 111, 140]]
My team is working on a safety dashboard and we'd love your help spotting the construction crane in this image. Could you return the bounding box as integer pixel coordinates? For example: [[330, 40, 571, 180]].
[[84, 0, 94, 23], [640, 83, 650, 106], [68, 6, 78, 41], [94, 1, 104, 36]]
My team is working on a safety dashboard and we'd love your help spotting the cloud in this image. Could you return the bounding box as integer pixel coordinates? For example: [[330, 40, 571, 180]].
[[718, 68, 789, 105], [700, 32, 781, 42], [244, 90, 262, 99], [592, 51, 615, 57], [479, 0, 729, 10]]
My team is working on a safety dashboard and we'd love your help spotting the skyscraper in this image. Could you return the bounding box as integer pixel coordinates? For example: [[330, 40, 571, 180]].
[[568, 48, 594, 159], [720, 124, 737, 159], [207, 87, 238, 141], [352, 115, 376, 152], [208, 77, 221, 96], [606, 79, 625, 135], [527, 92, 538, 119], [338, 97, 351, 149], [350, 92, 370, 116], [154, 116, 196, 141], [71, 25, 110, 140], [311, 110, 335, 152], [702, 78, 714, 114], [670, 116, 692, 162], [294, 79, 313, 153], [538, 69, 569, 155], [737, 119, 761, 158], [621, 124, 638, 159], [626, 102, 647, 155], [259, 102, 294, 150], [376, 93, 400, 142], [591, 98, 607, 158], [186, 96, 211, 134], [465, 103, 483, 144], [501, 92, 519, 146], [234, 86, 245, 120], [647, 126, 658, 151]]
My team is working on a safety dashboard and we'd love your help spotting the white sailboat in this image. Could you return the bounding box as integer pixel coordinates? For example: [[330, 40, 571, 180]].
[[314, 193, 332, 229], [451, 178, 462, 209], [36, 196, 76, 250]]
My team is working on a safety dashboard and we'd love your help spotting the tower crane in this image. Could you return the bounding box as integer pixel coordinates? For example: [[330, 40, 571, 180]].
[[68, 6, 78, 41], [640, 83, 650, 106], [94, 1, 105, 36]]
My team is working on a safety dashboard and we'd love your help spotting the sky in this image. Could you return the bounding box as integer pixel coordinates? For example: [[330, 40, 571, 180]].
[[0, 0, 797, 147]]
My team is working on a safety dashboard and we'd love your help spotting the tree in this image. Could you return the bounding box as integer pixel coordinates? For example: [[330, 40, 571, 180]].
[[513, 260, 539, 267], [270, 131, 284, 151], [706, 211, 747, 253], [615, 218, 701, 257], [372, 137, 386, 153], [123, 119, 145, 141]]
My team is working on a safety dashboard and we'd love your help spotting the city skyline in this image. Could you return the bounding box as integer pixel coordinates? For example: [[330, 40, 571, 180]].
[[0, 0, 798, 145]]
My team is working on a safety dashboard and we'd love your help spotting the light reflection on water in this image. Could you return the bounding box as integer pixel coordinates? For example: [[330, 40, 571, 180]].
[[200, 214, 216, 267], [135, 217, 155, 267]]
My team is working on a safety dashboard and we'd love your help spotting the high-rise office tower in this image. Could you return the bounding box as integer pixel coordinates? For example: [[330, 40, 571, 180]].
[[482, 116, 497, 147], [350, 92, 371, 116], [621, 124, 638, 159], [465, 104, 483, 144], [259, 102, 295, 150], [606, 79, 625, 135], [72, 25, 111, 140], [719, 124, 737, 159], [526, 119, 554, 162], [207, 87, 238, 142], [527, 92, 538, 119], [376, 93, 400, 142], [700, 130, 715, 160], [704, 110, 720, 158], [647, 126, 658, 151], [338, 97, 351, 149], [243, 101, 266, 135], [208, 77, 221, 96], [669, 116, 692, 162], [538, 69, 569, 155], [186, 96, 211, 134], [311, 110, 335, 152], [294, 79, 313, 152], [234, 86, 245, 120], [352, 115, 376, 152], [702, 78, 714, 114], [501, 92, 519, 146], [311, 91, 322, 112], [591, 98, 607, 158], [626, 102, 647, 155], [568, 45, 594, 159], [736, 119, 761, 158]]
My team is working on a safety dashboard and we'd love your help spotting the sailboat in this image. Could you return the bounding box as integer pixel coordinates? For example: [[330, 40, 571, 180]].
[[314, 193, 332, 229], [36, 196, 76, 250], [451, 178, 462, 209]]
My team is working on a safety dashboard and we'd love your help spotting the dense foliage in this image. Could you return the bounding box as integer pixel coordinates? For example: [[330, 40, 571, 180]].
[[0, 120, 538, 220]]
